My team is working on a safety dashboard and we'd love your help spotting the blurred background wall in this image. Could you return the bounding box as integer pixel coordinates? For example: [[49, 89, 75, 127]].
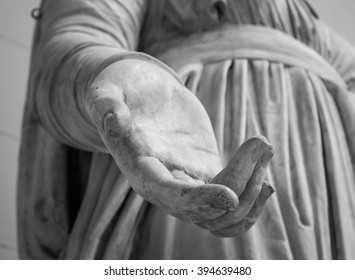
[[0, 0, 40, 260], [0, 0, 354, 260]]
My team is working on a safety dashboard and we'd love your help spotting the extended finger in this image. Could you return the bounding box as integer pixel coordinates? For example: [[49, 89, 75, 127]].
[[211, 181, 275, 237], [234, 148, 273, 219], [88, 81, 132, 137], [197, 149, 273, 231], [212, 136, 273, 196], [135, 156, 239, 223], [170, 183, 240, 223]]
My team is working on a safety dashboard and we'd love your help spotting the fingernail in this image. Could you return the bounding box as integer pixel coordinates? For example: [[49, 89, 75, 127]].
[[210, 192, 239, 211], [251, 141, 269, 163], [104, 112, 119, 136], [259, 146, 274, 168], [103, 109, 131, 137], [262, 181, 276, 197]]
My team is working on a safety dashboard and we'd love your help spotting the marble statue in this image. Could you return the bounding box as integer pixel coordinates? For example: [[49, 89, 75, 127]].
[[18, 0, 355, 259]]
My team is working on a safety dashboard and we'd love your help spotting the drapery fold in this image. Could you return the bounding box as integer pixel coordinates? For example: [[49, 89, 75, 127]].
[[18, 0, 355, 259]]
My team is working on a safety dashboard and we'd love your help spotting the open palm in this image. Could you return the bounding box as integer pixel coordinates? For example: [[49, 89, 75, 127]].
[[88, 58, 274, 236]]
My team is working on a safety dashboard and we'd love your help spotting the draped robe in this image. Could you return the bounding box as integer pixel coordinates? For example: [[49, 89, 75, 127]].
[[18, 0, 355, 259]]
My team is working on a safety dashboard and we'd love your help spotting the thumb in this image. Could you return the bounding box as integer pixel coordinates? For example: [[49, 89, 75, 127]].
[[88, 81, 132, 137]]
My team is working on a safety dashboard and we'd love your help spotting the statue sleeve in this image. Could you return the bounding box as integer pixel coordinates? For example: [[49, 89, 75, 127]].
[[31, 0, 148, 151]]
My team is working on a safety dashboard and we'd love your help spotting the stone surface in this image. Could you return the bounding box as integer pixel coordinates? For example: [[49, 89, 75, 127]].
[[17, 0, 355, 260]]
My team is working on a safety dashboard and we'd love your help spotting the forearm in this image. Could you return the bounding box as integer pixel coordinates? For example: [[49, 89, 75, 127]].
[[31, 0, 147, 152], [34, 39, 120, 151]]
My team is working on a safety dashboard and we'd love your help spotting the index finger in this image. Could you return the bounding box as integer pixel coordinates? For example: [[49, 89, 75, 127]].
[[134, 156, 240, 223], [212, 136, 273, 196]]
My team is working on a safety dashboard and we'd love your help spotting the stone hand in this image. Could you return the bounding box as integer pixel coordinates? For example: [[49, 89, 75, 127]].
[[87, 59, 274, 236], [198, 137, 275, 237]]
